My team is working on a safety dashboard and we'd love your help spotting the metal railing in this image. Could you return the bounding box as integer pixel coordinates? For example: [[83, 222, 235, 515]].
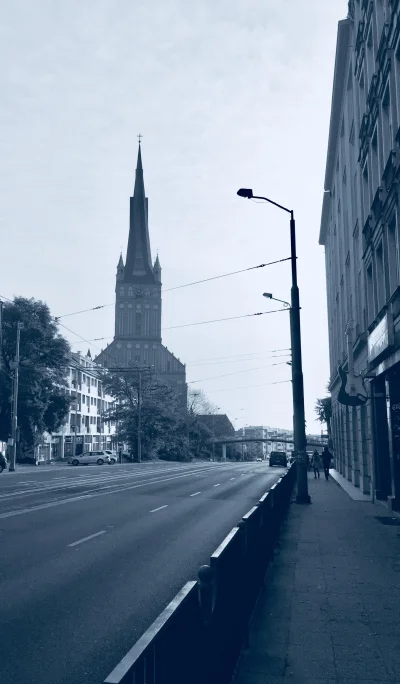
[[103, 464, 296, 684]]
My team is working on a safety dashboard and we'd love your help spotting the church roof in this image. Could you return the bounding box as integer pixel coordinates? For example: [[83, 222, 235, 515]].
[[124, 142, 155, 282]]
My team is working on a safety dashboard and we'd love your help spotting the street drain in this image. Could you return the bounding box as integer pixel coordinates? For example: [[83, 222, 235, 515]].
[[375, 516, 400, 526]]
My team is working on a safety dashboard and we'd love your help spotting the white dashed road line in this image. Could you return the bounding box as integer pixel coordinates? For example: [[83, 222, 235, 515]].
[[230, 478, 235, 481], [68, 530, 107, 547], [150, 505, 168, 513], [213, 484, 220, 487], [190, 492, 201, 497]]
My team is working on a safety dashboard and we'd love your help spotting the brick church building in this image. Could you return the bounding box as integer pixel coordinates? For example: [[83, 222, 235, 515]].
[[95, 143, 186, 398]]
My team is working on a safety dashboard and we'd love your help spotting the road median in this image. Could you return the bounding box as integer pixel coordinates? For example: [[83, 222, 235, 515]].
[[103, 463, 296, 684]]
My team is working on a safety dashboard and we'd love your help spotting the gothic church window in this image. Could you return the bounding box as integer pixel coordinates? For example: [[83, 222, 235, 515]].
[[120, 287, 124, 297], [128, 287, 133, 297], [136, 312, 142, 333]]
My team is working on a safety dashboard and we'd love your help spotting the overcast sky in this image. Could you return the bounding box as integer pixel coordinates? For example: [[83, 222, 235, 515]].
[[1, 0, 346, 433]]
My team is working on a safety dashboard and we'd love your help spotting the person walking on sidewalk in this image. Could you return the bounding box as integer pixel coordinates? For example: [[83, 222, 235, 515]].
[[311, 450, 322, 478], [322, 445, 332, 481]]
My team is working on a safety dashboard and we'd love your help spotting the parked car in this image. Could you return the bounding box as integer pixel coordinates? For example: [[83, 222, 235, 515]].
[[68, 450, 111, 466], [104, 450, 118, 464], [256, 458, 263, 462], [269, 451, 288, 467]]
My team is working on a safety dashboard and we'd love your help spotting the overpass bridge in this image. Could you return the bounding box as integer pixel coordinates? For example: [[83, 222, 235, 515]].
[[207, 436, 328, 461]]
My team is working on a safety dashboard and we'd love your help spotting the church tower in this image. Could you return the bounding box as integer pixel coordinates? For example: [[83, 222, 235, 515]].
[[95, 142, 186, 398], [114, 143, 162, 346]]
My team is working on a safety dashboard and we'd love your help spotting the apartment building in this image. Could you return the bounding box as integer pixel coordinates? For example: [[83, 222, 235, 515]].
[[34, 351, 116, 463], [265, 427, 295, 457], [320, 1, 400, 507]]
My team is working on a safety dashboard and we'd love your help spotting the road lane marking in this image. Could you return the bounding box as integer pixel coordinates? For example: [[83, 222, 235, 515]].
[[213, 484, 220, 487], [190, 492, 201, 497], [68, 530, 107, 547], [0, 468, 226, 519], [150, 505, 168, 513], [0, 464, 224, 501], [230, 478, 235, 480]]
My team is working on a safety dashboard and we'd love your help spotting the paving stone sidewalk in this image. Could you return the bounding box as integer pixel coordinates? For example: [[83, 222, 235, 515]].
[[232, 472, 400, 683]]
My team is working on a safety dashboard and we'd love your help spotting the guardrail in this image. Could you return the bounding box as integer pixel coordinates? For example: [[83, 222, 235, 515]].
[[104, 463, 297, 684]]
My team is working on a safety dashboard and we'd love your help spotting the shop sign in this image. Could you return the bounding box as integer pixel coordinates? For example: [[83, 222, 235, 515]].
[[368, 313, 393, 364], [64, 436, 72, 443]]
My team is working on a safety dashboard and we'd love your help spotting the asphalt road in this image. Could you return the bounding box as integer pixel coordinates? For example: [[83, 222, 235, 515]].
[[0, 460, 285, 684]]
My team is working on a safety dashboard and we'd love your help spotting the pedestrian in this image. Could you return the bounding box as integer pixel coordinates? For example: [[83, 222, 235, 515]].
[[311, 450, 322, 478], [322, 445, 332, 481]]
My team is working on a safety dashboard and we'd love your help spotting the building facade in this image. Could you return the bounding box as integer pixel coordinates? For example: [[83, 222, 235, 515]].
[[320, 1, 400, 507], [33, 351, 116, 463], [265, 427, 295, 457], [95, 143, 186, 401]]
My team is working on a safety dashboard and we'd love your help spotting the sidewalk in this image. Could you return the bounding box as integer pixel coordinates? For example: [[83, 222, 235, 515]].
[[232, 471, 400, 683]]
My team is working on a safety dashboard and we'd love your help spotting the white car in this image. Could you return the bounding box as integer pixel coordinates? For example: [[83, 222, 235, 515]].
[[68, 450, 111, 466], [104, 450, 118, 464]]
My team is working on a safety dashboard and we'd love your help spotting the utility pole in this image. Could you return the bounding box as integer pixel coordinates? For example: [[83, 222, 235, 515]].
[[137, 370, 142, 463], [288, 211, 310, 503], [237, 188, 310, 503], [9, 322, 22, 472], [0, 300, 3, 372]]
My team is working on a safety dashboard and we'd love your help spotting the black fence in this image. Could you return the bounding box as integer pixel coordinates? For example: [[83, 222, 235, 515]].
[[103, 464, 297, 684]]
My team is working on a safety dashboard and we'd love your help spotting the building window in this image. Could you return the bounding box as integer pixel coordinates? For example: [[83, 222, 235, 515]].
[[82, 395, 86, 404], [387, 216, 399, 295], [371, 126, 379, 190], [362, 159, 370, 218], [375, 242, 385, 311], [366, 264, 374, 322], [359, 68, 365, 112], [136, 312, 142, 334], [349, 120, 355, 145], [120, 287, 124, 297], [382, 83, 392, 164], [128, 287, 133, 297]]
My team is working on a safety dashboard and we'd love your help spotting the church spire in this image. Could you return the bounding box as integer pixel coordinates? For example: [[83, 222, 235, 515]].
[[133, 141, 144, 197], [124, 141, 154, 281]]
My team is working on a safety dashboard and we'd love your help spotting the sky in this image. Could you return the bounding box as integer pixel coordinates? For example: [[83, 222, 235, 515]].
[[0, 0, 347, 433]]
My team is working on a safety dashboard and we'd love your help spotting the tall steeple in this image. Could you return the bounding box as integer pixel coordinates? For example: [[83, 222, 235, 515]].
[[124, 142, 155, 282]]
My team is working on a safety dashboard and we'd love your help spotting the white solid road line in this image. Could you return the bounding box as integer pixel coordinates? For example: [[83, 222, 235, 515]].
[[190, 492, 201, 497], [213, 484, 221, 487], [0, 463, 225, 501], [0, 469, 218, 519], [68, 530, 107, 547], [150, 505, 168, 513]]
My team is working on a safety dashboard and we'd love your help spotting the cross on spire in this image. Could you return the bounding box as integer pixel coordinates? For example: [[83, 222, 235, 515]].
[[138, 133, 143, 144]]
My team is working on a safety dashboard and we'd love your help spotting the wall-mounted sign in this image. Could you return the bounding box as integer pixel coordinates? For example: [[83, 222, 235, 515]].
[[64, 436, 72, 443], [368, 313, 393, 364]]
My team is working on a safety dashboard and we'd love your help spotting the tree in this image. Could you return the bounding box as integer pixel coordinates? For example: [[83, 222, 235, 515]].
[[187, 388, 221, 459], [315, 396, 332, 436], [102, 369, 191, 461], [0, 297, 71, 453]]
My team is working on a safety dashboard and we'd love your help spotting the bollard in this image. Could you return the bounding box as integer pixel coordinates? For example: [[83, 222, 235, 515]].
[[197, 564, 215, 627]]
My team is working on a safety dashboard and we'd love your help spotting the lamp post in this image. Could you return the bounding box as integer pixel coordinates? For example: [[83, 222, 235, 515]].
[[9, 322, 22, 472], [237, 188, 310, 503], [263, 292, 291, 309]]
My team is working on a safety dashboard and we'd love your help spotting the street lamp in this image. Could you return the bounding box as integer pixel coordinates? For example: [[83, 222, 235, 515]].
[[237, 187, 310, 503], [263, 292, 290, 309]]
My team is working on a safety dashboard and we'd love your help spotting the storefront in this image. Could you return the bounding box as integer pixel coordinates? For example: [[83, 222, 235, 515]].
[[368, 313, 400, 510]]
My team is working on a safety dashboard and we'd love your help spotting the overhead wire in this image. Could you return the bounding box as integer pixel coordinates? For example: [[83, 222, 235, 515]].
[[188, 361, 290, 384], [205, 379, 292, 394], [53, 257, 292, 320]]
